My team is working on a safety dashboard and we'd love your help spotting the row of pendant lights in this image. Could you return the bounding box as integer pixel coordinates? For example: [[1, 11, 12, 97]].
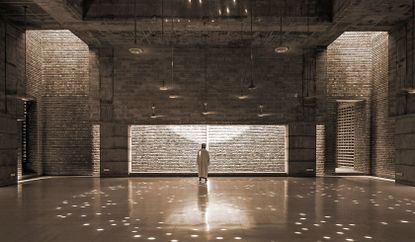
[[151, 103, 270, 118], [128, 0, 291, 118]]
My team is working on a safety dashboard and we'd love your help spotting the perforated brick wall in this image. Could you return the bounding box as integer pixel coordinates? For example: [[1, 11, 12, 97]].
[[336, 102, 355, 169], [130, 125, 286, 173], [325, 32, 373, 175], [92, 124, 100, 177], [316, 124, 325, 176]]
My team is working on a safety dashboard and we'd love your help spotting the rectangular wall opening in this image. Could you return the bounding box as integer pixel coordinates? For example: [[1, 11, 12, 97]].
[[129, 125, 287, 174]]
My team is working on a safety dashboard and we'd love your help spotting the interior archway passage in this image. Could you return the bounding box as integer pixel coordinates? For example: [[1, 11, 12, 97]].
[[129, 125, 287, 174]]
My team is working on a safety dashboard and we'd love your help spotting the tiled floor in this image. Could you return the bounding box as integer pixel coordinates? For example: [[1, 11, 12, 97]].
[[0, 177, 414, 242]]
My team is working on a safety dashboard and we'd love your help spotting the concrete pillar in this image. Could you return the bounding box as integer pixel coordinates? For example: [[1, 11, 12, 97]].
[[288, 122, 316, 177]]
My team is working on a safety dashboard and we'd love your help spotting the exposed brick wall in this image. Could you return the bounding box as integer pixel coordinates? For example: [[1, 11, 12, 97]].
[[106, 47, 303, 124], [91, 124, 100, 177], [208, 125, 286, 173], [316, 124, 325, 176], [371, 32, 395, 179], [25, 30, 92, 176], [26, 31, 43, 176], [319, 32, 395, 179], [130, 125, 286, 173], [98, 47, 309, 176], [325, 32, 373, 175]]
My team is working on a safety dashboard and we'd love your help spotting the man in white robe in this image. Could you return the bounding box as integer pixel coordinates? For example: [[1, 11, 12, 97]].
[[197, 143, 210, 182]]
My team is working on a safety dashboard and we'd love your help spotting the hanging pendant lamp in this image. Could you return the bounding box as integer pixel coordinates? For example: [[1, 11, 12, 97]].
[[168, 47, 180, 99], [159, 0, 168, 91], [275, 1, 289, 53], [248, 0, 256, 90], [129, 0, 144, 55], [167, 1, 180, 99], [202, 102, 209, 116], [150, 104, 157, 118], [238, 20, 249, 99], [248, 46, 256, 90]]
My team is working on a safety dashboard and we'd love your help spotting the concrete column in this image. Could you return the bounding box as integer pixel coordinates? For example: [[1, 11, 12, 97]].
[[395, 114, 415, 185], [288, 122, 316, 177]]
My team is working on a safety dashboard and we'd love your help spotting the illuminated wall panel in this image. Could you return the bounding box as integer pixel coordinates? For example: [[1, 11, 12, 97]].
[[208, 125, 286, 173], [130, 125, 286, 173], [130, 125, 207, 173]]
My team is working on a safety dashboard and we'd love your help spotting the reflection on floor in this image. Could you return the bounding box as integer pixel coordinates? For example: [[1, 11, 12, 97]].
[[0, 177, 414, 242]]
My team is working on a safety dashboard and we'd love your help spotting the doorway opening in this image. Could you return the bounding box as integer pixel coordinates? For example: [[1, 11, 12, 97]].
[[335, 101, 365, 174]]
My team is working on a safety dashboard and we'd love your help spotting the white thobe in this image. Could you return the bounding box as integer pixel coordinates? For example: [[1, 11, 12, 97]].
[[197, 149, 210, 178]]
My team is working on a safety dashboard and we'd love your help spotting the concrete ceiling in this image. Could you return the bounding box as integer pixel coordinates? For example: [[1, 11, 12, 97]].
[[0, 0, 414, 51]]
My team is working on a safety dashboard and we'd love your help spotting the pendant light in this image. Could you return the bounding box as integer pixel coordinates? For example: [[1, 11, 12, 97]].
[[275, 0, 289, 54], [202, 20, 210, 115], [238, 78, 249, 99], [257, 104, 265, 117], [168, 1, 179, 99], [129, 0, 144, 55], [150, 104, 157, 118], [202, 102, 209, 116], [159, 0, 168, 91], [168, 47, 180, 99], [248, 46, 256, 90], [248, 0, 256, 90]]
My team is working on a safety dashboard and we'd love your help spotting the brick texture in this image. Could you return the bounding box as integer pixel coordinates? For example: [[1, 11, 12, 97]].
[[98, 47, 310, 176], [130, 125, 286, 173], [325, 32, 373, 175], [371, 32, 395, 179], [25, 30, 92, 176], [26, 31, 43, 176], [92, 124, 100, 177]]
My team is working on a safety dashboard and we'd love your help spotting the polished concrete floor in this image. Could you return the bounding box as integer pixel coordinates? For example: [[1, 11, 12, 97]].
[[0, 177, 414, 242]]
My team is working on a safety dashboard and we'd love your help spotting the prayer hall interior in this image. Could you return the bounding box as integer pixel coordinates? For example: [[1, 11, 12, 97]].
[[0, 0, 414, 241]]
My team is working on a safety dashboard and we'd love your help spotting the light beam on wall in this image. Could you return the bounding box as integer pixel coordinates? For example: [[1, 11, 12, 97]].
[[167, 125, 250, 143]]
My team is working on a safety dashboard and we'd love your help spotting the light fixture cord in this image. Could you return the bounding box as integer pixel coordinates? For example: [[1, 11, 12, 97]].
[[306, 0, 309, 35], [279, 1, 285, 45], [171, 47, 174, 87], [134, 0, 137, 45], [250, 0, 253, 42], [250, 46, 254, 85], [171, 0, 174, 45], [161, 0, 164, 42]]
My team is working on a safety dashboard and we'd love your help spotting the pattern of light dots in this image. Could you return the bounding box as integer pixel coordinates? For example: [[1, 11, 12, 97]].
[[44, 178, 415, 242]]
